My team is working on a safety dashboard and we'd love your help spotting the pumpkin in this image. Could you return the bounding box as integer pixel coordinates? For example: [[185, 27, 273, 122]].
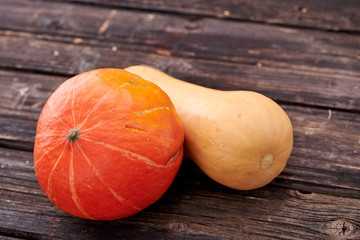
[[34, 68, 184, 220], [125, 65, 293, 190]]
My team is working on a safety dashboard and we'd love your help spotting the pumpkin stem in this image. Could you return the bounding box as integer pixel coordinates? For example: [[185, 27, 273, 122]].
[[67, 129, 80, 142]]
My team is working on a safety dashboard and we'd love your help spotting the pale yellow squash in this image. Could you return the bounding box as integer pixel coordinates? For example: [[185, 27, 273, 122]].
[[125, 65, 293, 190]]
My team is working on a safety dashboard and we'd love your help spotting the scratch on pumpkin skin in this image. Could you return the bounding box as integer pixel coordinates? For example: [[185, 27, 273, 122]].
[[69, 144, 93, 219], [79, 119, 114, 134], [75, 142, 141, 211], [77, 90, 112, 130], [35, 140, 66, 168], [166, 147, 182, 166], [81, 137, 175, 168], [46, 142, 68, 198], [119, 80, 139, 88], [136, 106, 170, 116], [119, 78, 149, 88], [125, 126, 148, 133]]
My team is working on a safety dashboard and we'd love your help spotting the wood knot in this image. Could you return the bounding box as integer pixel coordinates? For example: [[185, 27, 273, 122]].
[[295, 6, 308, 13], [168, 221, 188, 232], [325, 219, 357, 237], [185, 21, 200, 30], [185, 17, 202, 30], [293, 189, 313, 198]]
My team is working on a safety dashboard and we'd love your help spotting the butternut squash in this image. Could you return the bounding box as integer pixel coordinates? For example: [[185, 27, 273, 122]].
[[125, 65, 293, 190]]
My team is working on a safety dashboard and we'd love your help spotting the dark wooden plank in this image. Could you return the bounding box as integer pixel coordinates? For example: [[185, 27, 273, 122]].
[[279, 105, 360, 195], [2, 0, 360, 74], [0, 69, 64, 121], [0, 69, 359, 195], [0, 117, 35, 151], [0, 32, 359, 111], [0, 70, 65, 151], [51, 0, 360, 32], [0, 236, 26, 240], [1, 147, 360, 239], [0, 149, 218, 239], [0, 71, 63, 151]]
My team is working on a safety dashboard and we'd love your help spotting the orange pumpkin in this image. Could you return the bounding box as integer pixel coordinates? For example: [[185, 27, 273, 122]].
[[34, 68, 184, 220]]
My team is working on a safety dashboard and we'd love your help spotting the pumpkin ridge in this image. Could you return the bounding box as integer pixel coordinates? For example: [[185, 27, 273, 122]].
[[69, 144, 93, 219], [75, 142, 141, 211], [80, 136, 171, 168], [35, 133, 64, 139], [71, 88, 76, 128], [46, 142, 68, 197], [79, 119, 114, 134], [34, 139, 66, 168], [77, 90, 112, 130], [47, 100, 72, 130]]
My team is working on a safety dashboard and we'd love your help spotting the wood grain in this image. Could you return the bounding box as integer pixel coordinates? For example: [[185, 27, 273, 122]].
[[0, 32, 359, 112], [1, 0, 359, 111], [2, 0, 360, 72], [1, 148, 360, 240], [49, 0, 360, 32]]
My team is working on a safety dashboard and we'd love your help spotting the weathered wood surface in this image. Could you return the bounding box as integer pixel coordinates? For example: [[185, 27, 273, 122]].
[[0, 0, 359, 239], [1, 0, 360, 111], [0, 31, 359, 112], [1, 148, 360, 239], [53, 0, 360, 32]]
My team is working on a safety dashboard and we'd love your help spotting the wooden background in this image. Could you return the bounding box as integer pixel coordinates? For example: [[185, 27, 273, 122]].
[[0, 0, 360, 239]]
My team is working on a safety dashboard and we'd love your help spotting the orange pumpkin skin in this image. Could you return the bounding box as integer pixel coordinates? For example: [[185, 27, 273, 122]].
[[34, 69, 184, 220]]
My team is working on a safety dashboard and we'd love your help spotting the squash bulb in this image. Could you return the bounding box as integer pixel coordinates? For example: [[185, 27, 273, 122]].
[[125, 66, 293, 190]]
